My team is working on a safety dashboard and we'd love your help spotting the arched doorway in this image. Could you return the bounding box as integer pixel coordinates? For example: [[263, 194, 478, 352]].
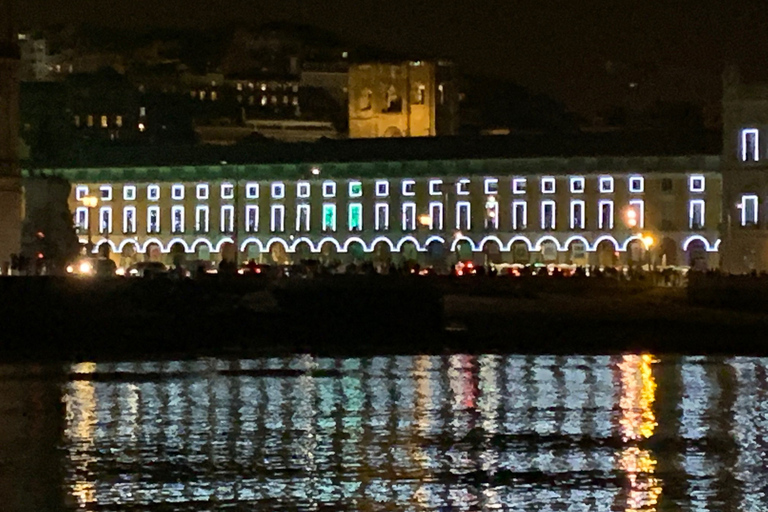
[[98, 243, 111, 259], [242, 242, 260, 264], [566, 240, 588, 266], [687, 240, 708, 271], [511, 241, 530, 264], [482, 240, 502, 265], [145, 242, 162, 262], [400, 241, 419, 266], [426, 240, 447, 271], [383, 126, 403, 137], [120, 243, 139, 269], [540, 240, 558, 264], [347, 241, 366, 264], [294, 241, 313, 264], [269, 241, 290, 265], [220, 242, 236, 264], [372, 241, 393, 273], [319, 241, 339, 267], [659, 237, 678, 267], [626, 239, 645, 268], [169, 242, 187, 269], [595, 240, 618, 268], [455, 240, 473, 262]]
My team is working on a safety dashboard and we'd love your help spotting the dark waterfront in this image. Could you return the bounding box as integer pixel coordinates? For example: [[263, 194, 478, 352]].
[[1, 354, 767, 511]]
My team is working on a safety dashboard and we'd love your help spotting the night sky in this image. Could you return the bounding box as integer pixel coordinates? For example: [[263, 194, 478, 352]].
[[15, 0, 768, 117]]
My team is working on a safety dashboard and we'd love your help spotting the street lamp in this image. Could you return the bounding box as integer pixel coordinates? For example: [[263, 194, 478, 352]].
[[81, 195, 99, 254], [418, 213, 431, 228], [642, 235, 654, 271]]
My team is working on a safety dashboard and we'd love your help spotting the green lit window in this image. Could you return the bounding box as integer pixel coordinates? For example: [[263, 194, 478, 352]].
[[349, 181, 363, 198], [322, 204, 336, 232], [349, 203, 363, 231]]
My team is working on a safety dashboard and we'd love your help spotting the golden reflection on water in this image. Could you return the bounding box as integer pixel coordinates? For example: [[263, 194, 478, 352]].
[[619, 354, 662, 512], [65, 362, 98, 508]]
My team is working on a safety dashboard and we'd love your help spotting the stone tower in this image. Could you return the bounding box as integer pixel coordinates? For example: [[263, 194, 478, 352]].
[[0, 0, 22, 270], [348, 61, 459, 138]]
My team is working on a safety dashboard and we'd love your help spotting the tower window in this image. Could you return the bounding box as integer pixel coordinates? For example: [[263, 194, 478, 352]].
[[741, 129, 759, 162]]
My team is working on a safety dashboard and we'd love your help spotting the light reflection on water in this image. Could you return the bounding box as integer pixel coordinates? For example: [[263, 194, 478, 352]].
[[6, 355, 768, 510]]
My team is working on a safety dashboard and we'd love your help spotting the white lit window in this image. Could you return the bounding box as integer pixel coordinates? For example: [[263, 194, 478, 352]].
[[541, 177, 556, 194], [402, 179, 416, 196], [296, 204, 310, 232], [245, 205, 259, 232], [689, 175, 705, 193], [271, 204, 285, 232], [123, 206, 136, 234], [220, 205, 234, 233], [375, 180, 389, 197], [271, 182, 285, 199], [689, 200, 705, 230], [99, 185, 112, 201], [599, 176, 614, 193], [598, 200, 614, 230], [742, 129, 759, 162], [246, 182, 259, 199], [99, 207, 112, 234], [147, 184, 160, 201], [541, 200, 556, 230], [429, 202, 444, 230], [171, 205, 185, 233], [195, 205, 209, 233], [512, 201, 527, 230], [147, 206, 160, 233], [171, 184, 185, 200], [512, 178, 527, 194], [297, 182, 310, 198], [123, 185, 136, 201], [348, 203, 363, 231], [629, 199, 645, 229], [484, 197, 499, 230], [570, 177, 585, 194], [322, 204, 336, 232], [402, 202, 416, 231], [429, 179, 443, 196], [629, 176, 644, 193], [484, 178, 499, 195], [74, 207, 88, 230], [570, 200, 585, 229], [221, 183, 234, 199], [456, 178, 470, 196], [456, 201, 471, 230], [349, 181, 363, 198], [323, 181, 336, 198], [196, 183, 209, 200], [375, 203, 390, 231], [741, 194, 758, 226]]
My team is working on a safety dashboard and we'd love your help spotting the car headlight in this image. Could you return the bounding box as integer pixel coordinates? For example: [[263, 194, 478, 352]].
[[66, 265, 74, 274]]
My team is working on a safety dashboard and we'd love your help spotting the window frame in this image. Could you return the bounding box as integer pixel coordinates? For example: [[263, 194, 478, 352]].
[[689, 175, 705, 193], [171, 184, 185, 201], [541, 200, 556, 230], [123, 206, 136, 234], [147, 184, 160, 201], [570, 199, 585, 230], [196, 183, 209, 200], [270, 182, 285, 200], [569, 176, 585, 194], [629, 176, 644, 193], [245, 182, 259, 199], [297, 181, 310, 199], [195, 205, 210, 233], [541, 177, 556, 194], [599, 176, 614, 194], [171, 205, 185, 234], [322, 181, 336, 198], [123, 185, 136, 201], [402, 179, 416, 197], [375, 180, 389, 197], [512, 178, 527, 195]]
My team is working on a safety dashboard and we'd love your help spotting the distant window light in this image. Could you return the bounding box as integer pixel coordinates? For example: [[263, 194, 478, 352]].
[[74, 207, 88, 230], [416, 84, 426, 105], [689, 175, 705, 193], [598, 200, 614, 230], [245, 183, 259, 199], [237, 83, 243, 91], [375, 203, 389, 231], [629, 176, 644, 193], [171, 205, 185, 234], [456, 201, 471, 230], [402, 202, 417, 231], [99, 185, 112, 201], [100, 115, 108, 128], [199, 90, 206, 101], [322, 204, 337, 232], [599, 176, 614, 193], [261, 83, 267, 92], [196, 183, 209, 200], [570, 176, 585, 194], [402, 179, 416, 197], [147, 184, 160, 201], [689, 199, 705, 230], [271, 182, 285, 199], [741, 128, 759, 162], [123, 206, 136, 234], [260, 96, 267, 106], [115, 115, 123, 128], [86, 115, 94, 127], [271, 205, 285, 233], [570, 200, 585, 230], [541, 177, 556, 194], [171, 184, 185, 200], [484, 178, 499, 195], [438, 84, 445, 105], [220, 205, 234, 233], [456, 178, 470, 196], [375, 180, 389, 197], [348, 203, 363, 232], [342, 51, 349, 59], [74, 115, 80, 127], [429, 179, 443, 196], [195, 205, 209, 233], [323, 181, 336, 198], [245, 205, 259, 233], [147, 206, 160, 233], [99, 207, 112, 234], [75, 186, 88, 201], [349, 181, 363, 198], [297, 181, 310, 198], [629, 199, 645, 229], [512, 200, 527, 230], [430, 201, 444, 230], [512, 178, 527, 194], [210, 91, 218, 101], [221, 183, 234, 200], [541, 200, 556, 230], [139, 107, 146, 117], [296, 204, 311, 232], [123, 185, 136, 201]]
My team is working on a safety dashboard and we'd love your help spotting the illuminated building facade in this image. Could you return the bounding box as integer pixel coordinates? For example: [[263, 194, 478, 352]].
[[348, 61, 459, 138], [31, 135, 724, 269]]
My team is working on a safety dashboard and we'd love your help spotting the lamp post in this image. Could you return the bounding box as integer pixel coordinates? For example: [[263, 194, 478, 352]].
[[642, 235, 654, 272], [81, 195, 99, 255]]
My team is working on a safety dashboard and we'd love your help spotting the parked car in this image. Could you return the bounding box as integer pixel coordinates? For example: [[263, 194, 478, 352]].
[[126, 261, 168, 278]]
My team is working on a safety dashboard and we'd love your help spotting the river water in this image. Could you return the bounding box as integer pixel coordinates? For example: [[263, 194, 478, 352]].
[[0, 354, 766, 511]]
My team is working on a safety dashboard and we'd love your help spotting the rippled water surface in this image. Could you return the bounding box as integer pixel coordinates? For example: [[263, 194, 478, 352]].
[[2, 355, 768, 510]]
